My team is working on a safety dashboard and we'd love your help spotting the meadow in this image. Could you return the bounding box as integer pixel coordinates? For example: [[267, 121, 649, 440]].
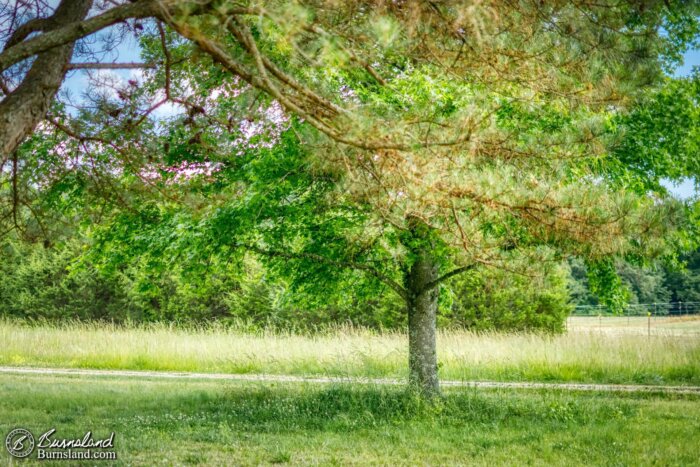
[[1, 317, 699, 465], [1, 317, 699, 386], [1, 373, 699, 466]]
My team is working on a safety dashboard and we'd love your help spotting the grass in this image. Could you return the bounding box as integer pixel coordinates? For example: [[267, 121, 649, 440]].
[[568, 315, 700, 335], [1, 373, 699, 465], [1, 318, 699, 385]]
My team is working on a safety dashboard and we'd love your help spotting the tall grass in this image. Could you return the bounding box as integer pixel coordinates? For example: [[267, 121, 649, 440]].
[[0, 318, 699, 385]]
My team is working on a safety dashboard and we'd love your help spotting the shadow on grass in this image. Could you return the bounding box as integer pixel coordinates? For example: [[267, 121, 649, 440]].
[[5, 375, 700, 465], [119, 384, 646, 434]]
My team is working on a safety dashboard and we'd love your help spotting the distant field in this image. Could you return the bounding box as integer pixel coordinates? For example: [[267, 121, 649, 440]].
[[1, 318, 699, 386], [1, 373, 699, 466], [568, 315, 700, 336]]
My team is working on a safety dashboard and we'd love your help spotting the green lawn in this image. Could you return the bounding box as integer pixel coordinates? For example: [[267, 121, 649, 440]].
[[2, 319, 700, 386], [1, 373, 699, 465]]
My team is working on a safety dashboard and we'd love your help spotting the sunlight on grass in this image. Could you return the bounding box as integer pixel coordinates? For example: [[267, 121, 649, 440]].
[[0, 318, 699, 385], [1, 374, 699, 465]]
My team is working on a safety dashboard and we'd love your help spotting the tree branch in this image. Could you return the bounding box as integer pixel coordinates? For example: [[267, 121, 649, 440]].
[[4, 17, 49, 50], [67, 62, 155, 70], [157, 21, 171, 99], [0, 76, 9, 96], [0, 0, 158, 73], [11, 150, 19, 232], [169, 16, 472, 152], [236, 242, 409, 301], [423, 265, 475, 292], [0, 0, 93, 157], [222, 20, 345, 119]]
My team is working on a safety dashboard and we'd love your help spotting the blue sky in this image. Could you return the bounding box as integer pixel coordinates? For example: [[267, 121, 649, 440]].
[[674, 47, 700, 77]]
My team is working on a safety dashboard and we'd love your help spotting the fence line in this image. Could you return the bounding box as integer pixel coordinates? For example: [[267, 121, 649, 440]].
[[572, 302, 700, 316]]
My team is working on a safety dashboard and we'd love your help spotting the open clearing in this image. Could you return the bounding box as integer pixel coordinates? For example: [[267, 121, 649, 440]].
[[2, 319, 699, 464], [2, 319, 699, 386], [567, 315, 700, 336], [1, 373, 699, 466]]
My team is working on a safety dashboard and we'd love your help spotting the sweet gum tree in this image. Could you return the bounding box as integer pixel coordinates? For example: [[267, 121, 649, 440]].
[[1, 1, 699, 395]]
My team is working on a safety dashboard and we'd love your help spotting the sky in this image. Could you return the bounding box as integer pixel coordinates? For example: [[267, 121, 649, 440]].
[[674, 47, 700, 77]]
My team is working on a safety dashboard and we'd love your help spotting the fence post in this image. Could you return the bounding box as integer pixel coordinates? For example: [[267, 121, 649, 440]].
[[647, 311, 651, 338]]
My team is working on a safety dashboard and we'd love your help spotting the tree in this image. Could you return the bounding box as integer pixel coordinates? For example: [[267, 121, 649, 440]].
[[568, 72, 700, 311], [0, 0, 92, 157], [664, 248, 700, 303], [2, 1, 699, 395], [604, 70, 700, 195], [567, 257, 671, 307]]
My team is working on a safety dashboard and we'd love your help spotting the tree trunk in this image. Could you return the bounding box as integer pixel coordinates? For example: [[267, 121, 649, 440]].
[[405, 242, 440, 396], [0, 0, 93, 158]]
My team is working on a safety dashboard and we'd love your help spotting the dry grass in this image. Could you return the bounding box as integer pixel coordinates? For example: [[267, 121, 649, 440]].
[[567, 315, 700, 335], [1, 318, 699, 385]]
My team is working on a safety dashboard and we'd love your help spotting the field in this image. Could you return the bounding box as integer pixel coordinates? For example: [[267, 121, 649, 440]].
[[2, 318, 699, 465], [1, 318, 699, 386], [567, 315, 700, 336], [1, 373, 699, 466]]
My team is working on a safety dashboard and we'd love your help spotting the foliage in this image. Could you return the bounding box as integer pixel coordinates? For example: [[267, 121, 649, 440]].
[[443, 266, 571, 332], [0, 233, 570, 331], [568, 249, 700, 307], [0, 2, 699, 348], [0, 239, 127, 321], [604, 72, 700, 195], [4, 1, 698, 272], [584, 258, 631, 313], [663, 249, 700, 303]]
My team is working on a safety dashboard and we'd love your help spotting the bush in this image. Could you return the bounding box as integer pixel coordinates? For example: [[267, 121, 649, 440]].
[[0, 240, 128, 320], [442, 265, 571, 333]]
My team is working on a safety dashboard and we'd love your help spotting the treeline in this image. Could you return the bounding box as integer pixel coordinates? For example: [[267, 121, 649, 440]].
[[569, 251, 700, 306], [5, 232, 698, 330], [0, 238, 570, 332], [3, 234, 700, 331]]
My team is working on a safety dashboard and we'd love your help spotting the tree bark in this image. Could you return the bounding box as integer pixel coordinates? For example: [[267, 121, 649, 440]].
[[405, 229, 441, 396], [0, 0, 93, 158]]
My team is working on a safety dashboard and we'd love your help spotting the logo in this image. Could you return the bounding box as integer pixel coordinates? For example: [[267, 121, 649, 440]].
[[5, 428, 35, 458]]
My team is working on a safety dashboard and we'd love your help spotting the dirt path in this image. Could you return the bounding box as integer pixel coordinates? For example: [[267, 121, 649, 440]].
[[1, 366, 699, 394]]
